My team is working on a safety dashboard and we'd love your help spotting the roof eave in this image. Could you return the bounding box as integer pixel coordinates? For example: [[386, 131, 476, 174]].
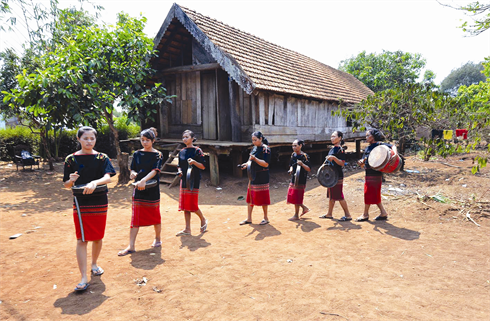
[[153, 3, 256, 95]]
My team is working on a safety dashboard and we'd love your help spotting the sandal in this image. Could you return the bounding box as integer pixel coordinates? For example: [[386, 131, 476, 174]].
[[259, 219, 269, 225], [239, 220, 252, 225], [374, 215, 388, 221], [339, 216, 352, 221], [176, 230, 191, 236], [91, 266, 104, 276], [356, 216, 369, 222], [319, 214, 334, 219], [74, 282, 89, 292], [118, 249, 135, 256], [200, 219, 208, 233], [300, 208, 310, 217], [151, 241, 162, 248]]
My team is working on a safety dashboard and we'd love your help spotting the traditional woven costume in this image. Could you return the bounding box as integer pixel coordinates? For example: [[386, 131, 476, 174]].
[[130, 150, 163, 228], [362, 142, 392, 205], [286, 152, 310, 205], [178, 147, 205, 212], [63, 153, 116, 241], [246, 145, 271, 206], [326, 146, 346, 201]]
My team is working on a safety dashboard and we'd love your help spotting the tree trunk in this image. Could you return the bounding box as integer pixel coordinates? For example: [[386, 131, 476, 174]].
[[40, 127, 54, 170], [104, 110, 130, 184]]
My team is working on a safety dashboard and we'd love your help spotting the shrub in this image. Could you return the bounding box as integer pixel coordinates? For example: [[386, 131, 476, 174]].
[[0, 127, 40, 161]]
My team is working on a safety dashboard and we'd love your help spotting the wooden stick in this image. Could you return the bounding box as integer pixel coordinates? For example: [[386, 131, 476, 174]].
[[441, 162, 462, 168], [466, 211, 480, 227]]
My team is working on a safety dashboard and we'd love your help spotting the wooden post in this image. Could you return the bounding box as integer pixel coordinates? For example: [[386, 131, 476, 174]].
[[209, 151, 219, 186], [356, 139, 361, 159], [229, 77, 241, 142], [231, 150, 243, 178]]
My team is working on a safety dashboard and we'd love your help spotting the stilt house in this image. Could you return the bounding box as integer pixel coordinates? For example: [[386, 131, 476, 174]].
[[150, 3, 372, 143], [140, 3, 373, 185]]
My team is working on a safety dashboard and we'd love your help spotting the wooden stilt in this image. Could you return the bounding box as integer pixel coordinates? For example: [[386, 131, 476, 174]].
[[231, 150, 243, 178], [209, 151, 219, 186], [356, 139, 361, 159]]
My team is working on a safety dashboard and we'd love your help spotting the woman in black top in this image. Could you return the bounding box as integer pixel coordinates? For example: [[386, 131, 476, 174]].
[[176, 130, 208, 236], [286, 139, 311, 220], [356, 129, 392, 221], [240, 131, 271, 226], [118, 128, 163, 256], [319, 131, 352, 221], [63, 126, 116, 291]]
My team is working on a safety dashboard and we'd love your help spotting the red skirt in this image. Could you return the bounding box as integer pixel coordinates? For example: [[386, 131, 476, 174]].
[[364, 175, 382, 205], [72, 194, 108, 241], [246, 183, 270, 206], [131, 197, 161, 228], [287, 183, 305, 205], [179, 185, 200, 212], [327, 179, 344, 201]]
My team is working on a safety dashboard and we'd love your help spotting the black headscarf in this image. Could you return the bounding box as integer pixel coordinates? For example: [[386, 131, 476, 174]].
[[368, 129, 385, 142]]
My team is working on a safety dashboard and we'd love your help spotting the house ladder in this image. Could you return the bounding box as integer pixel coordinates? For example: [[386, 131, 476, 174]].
[[160, 143, 183, 188]]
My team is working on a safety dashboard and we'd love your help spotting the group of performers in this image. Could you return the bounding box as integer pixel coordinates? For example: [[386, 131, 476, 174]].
[[63, 127, 392, 292]]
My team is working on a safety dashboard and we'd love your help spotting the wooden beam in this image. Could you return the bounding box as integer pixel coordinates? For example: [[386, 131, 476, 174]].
[[161, 63, 221, 75], [231, 150, 243, 178], [356, 139, 362, 159], [229, 78, 241, 142], [209, 151, 219, 186]]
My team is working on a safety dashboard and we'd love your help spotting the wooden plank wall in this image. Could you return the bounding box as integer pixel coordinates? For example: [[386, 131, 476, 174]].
[[236, 90, 361, 143], [162, 72, 360, 143], [165, 72, 201, 126]]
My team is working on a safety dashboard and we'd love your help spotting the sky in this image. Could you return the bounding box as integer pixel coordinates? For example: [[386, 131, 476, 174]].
[[1, 0, 489, 84]]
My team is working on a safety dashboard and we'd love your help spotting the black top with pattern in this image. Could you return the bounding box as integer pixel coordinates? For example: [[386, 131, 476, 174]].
[[179, 147, 206, 189], [362, 142, 392, 176], [131, 150, 163, 200], [289, 152, 310, 185], [325, 146, 346, 179], [250, 144, 271, 185], [63, 152, 116, 195]]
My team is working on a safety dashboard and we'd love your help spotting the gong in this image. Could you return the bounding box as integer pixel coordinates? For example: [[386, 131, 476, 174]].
[[316, 164, 338, 188]]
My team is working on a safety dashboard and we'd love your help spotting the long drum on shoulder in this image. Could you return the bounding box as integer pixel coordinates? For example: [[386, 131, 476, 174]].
[[368, 145, 402, 173], [317, 164, 338, 188], [72, 184, 107, 195], [131, 179, 158, 189], [294, 164, 302, 186]]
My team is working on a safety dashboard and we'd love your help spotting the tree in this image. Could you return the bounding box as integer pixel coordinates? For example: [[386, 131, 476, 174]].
[[335, 83, 474, 157], [4, 9, 172, 183], [441, 61, 486, 95], [338, 50, 432, 92], [439, 1, 490, 35]]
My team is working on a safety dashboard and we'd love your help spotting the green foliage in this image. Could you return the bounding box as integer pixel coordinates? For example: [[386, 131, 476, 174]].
[[459, 1, 490, 36], [440, 61, 485, 95], [0, 126, 39, 161], [334, 83, 489, 169], [339, 50, 431, 92]]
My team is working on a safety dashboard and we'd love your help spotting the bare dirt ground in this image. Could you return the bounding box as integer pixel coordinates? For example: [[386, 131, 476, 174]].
[[1, 151, 489, 321]]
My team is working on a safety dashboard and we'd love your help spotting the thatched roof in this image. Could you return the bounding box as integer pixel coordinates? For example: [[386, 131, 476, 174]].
[[153, 3, 373, 104]]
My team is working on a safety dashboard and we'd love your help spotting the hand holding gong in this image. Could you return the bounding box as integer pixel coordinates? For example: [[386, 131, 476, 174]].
[[135, 180, 146, 190], [83, 181, 97, 195]]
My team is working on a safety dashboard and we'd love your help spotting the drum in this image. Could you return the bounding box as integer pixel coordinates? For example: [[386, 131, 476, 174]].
[[186, 166, 195, 191], [72, 184, 107, 195], [368, 145, 402, 173], [294, 163, 302, 186], [131, 179, 158, 189], [317, 164, 338, 188]]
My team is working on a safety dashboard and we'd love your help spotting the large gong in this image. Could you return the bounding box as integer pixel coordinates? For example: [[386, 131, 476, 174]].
[[317, 164, 338, 188]]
